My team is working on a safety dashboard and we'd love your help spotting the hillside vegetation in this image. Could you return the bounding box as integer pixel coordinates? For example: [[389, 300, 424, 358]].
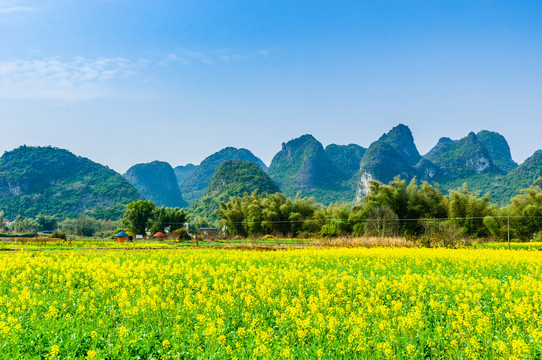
[[180, 147, 267, 204], [0, 146, 140, 219], [124, 161, 188, 208], [189, 160, 280, 220], [0, 125, 539, 223]]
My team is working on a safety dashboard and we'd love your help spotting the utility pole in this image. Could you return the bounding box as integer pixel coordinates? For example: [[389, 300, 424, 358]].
[[507, 216, 510, 250]]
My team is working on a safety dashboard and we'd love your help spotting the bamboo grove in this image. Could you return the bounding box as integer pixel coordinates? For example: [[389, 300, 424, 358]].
[[218, 177, 542, 242]]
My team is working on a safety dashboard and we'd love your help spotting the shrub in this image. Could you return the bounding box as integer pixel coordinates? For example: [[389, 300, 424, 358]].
[[352, 223, 365, 237], [50, 230, 67, 240], [172, 228, 191, 241], [320, 223, 339, 237]]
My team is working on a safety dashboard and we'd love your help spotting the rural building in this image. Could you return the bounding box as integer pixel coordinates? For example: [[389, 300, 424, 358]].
[[153, 232, 166, 240], [116, 231, 129, 243]]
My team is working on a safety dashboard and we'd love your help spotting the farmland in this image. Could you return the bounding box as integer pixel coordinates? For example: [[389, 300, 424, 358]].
[[1, 247, 541, 359]]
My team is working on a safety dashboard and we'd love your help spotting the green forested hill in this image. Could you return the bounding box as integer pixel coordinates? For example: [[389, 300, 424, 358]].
[[189, 160, 280, 220], [124, 161, 188, 208], [424, 132, 501, 179], [421, 135, 537, 204], [325, 143, 366, 181], [268, 134, 334, 192], [268, 135, 355, 204], [486, 150, 542, 203], [180, 147, 267, 204], [357, 141, 419, 198], [476, 130, 518, 172], [0, 127, 537, 221], [0, 146, 140, 219], [173, 164, 198, 187]]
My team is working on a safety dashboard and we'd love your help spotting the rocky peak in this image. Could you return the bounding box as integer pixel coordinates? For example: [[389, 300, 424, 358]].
[[476, 130, 517, 172], [424, 132, 498, 178], [356, 141, 418, 198], [378, 124, 421, 166]]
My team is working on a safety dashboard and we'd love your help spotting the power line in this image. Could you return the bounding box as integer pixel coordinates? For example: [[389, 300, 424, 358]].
[[137, 215, 542, 226]]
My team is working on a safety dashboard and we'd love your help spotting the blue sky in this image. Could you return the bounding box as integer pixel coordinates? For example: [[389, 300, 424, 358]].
[[1, 0, 541, 172]]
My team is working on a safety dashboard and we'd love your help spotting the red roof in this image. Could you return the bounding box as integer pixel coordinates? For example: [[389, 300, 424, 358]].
[[153, 232, 166, 238]]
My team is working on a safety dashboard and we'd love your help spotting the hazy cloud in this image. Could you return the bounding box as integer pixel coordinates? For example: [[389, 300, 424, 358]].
[[0, 49, 269, 100], [0, 57, 148, 100], [0, 0, 38, 13], [160, 49, 255, 66]]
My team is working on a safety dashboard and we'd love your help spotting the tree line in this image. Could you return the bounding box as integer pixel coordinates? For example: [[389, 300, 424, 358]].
[[0, 201, 189, 239], [1, 177, 540, 243], [121, 200, 189, 237], [218, 177, 542, 242]]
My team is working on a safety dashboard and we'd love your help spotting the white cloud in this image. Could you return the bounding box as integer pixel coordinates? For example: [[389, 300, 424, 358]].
[[217, 53, 248, 63], [0, 57, 148, 100], [160, 49, 253, 67], [0, 0, 38, 13], [0, 49, 270, 100]]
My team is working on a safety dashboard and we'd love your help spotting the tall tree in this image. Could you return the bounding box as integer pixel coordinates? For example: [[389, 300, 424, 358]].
[[123, 200, 156, 235], [443, 185, 496, 237], [506, 186, 542, 241], [35, 214, 58, 231], [150, 207, 189, 234]]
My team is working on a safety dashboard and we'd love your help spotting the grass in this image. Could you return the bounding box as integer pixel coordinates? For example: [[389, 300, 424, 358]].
[[474, 241, 542, 250]]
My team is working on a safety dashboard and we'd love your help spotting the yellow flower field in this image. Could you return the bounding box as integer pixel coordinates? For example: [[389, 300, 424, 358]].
[[0, 248, 541, 359]]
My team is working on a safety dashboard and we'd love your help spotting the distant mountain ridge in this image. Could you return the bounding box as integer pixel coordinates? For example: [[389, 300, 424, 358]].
[[0, 125, 538, 220], [424, 132, 501, 178], [267, 135, 361, 204], [268, 135, 334, 194], [357, 140, 419, 199], [123, 161, 188, 208], [180, 147, 267, 204], [189, 160, 280, 220], [476, 130, 518, 172], [173, 164, 198, 186], [324, 144, 366, 181], [486, 150, 542, 201]]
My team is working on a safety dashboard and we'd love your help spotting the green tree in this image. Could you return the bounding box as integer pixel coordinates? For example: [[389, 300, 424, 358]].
[[60, 216, 100, 237], [11, 216, 38, 234], [443, 184, 496, 237], [315, 203, 352, 237], [506, 185, 542, 241], [404, 179, 447, 234], [350, 178, 447, 236], [150, 207, 189, 234], [35, 214, 58, 231], [260, 193, 293, 236], [218, 192, 319, 237], [122, 200, 156, 235], [218, 197, 248, 236]]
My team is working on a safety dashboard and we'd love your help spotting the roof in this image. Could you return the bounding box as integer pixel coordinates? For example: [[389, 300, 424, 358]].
[[116, 231, 129, 237], [153, 232, 166, 237]]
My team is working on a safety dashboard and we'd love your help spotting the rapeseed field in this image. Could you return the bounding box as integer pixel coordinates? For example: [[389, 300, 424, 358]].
[[0, 248, 541, 359]]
